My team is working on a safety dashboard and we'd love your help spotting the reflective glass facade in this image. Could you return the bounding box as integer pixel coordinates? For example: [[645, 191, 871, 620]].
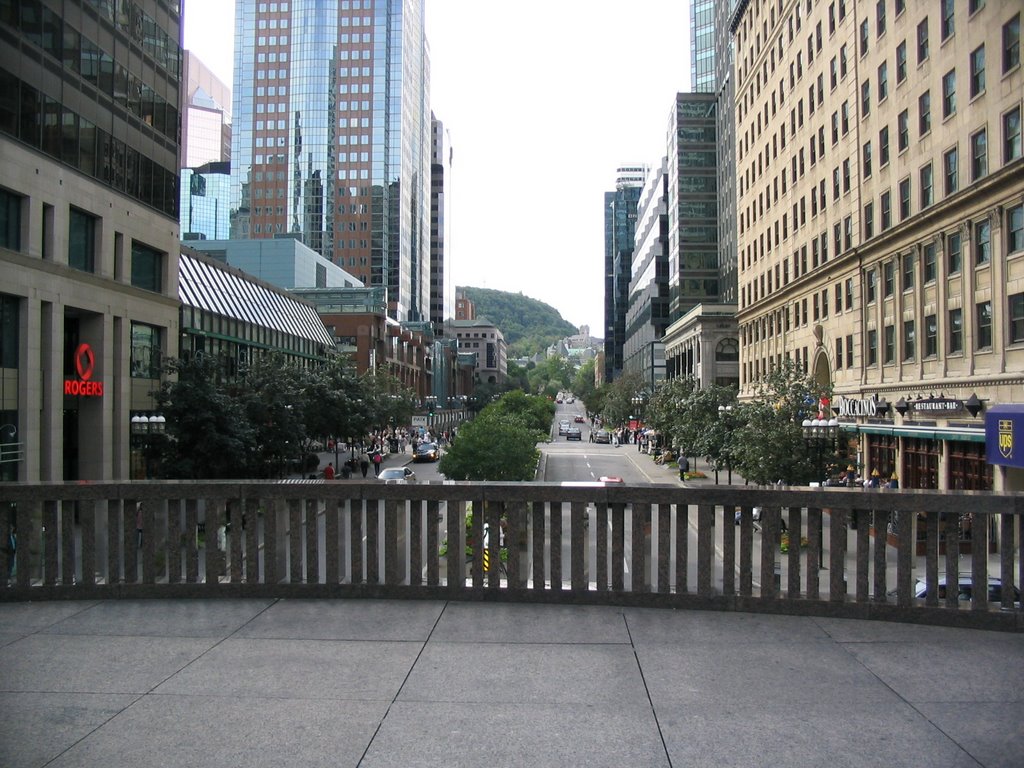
[[603, 168, 645, 383], [690, 0, 716, 92], [230, 0, 431, 323]]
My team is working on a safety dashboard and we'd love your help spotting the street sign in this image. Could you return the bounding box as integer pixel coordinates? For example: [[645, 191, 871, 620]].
[[411, 416, 427, 426]]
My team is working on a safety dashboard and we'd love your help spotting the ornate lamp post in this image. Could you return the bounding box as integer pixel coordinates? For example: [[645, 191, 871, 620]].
[[801, 417, 839, 484], [131, 414, 166, 479]]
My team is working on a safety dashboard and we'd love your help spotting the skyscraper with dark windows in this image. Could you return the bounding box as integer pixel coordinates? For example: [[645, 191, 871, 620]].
[[230, 0, 432, 323], [604, 165, 647, 384], [0, 0, 183, 481], [690, 0, 717, 93]]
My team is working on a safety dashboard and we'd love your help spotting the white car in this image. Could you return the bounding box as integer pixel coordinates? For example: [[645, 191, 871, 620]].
[[378, 467, 417, 483]]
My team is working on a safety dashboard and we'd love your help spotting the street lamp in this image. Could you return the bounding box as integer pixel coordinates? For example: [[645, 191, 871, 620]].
[[801, 417, 840, 484], [131, 414, 166, 479]]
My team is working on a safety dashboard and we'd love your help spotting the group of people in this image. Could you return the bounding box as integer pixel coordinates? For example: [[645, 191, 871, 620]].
[[319, 425, 458, 480], [834, 466, 899, 489]]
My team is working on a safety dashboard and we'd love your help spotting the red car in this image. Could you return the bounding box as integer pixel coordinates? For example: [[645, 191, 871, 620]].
[[574, 415, 585, 423]]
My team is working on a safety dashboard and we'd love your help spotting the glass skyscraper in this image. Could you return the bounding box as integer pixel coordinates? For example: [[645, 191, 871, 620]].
[[230, 0, 431, 322], [690, 0, 716, 93]]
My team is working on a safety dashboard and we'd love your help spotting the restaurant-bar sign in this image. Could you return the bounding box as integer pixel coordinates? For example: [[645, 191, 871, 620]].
[[910, 396, 963, 414], [64, 343, 104, 397]]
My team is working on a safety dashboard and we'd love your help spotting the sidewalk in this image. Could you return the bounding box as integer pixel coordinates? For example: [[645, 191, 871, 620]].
[[1, 598, 1020, 767]]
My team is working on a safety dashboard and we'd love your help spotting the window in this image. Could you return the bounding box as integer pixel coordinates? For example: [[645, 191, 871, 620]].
[[899, 177, 911, 221], [830, 58, 838, 89], [833, 167, 841, 200], [863, 140, 873, 177], [860, 19, 869, 56], [0, 189, 21, 251], [884, 260, 895, 296], [861, 80, 871, 115], [940, 0, 954, 41], [976, 301, 992, 349], [835, 338, 843, 368], [923, 242, 937, 282], [877, 0, 886, 37], [868, 328, 878, 365], [898, 110, 909, 151], [880, 127, 890, 165], [896, 41, 907, 82], [896, 0, 906, 15], [68, 208, 96, 273], [131, 241, 163, 293], [130, 323, 162, 379], [878, 61, 888, 101], [925, 314, 938, 357], [1009, 204, 1024, 254], [845, 278, 854, 310], [943, 147, 959, 195], [840, 45, 849, 77], [867, 269, 877, 303], [948, 231, 963, 274], [975, 218, 991, 266], [969, 0, 985, 13], [884, 325, 895, 364], [864, 201, 875, 239], [903, 320, 915, 361], [971, 129, 987, 181], [844, 215, 853, 250], [1005, 13, 1020, 73], [942, 70, 956, 118], [919, 91, 931, 136], [1005, 107, 1022, 162], [881, 190, 892, 231], [917, 19, 930, 63], [949, 308, 963, 353], [969, 46, 985, 98], [841, 101, 850, 135], [902, 252, 915, 291], [1011, 293, 1024, 344], [920, 163, 934, 208]]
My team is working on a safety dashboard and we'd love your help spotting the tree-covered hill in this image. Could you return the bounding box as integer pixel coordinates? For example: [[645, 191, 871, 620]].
[[457, 287, 578, 358]]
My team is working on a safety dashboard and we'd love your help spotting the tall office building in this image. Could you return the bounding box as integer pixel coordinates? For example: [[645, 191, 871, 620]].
[[180, 51, 232, 241], [603, 165, 647, 383], [733, 1, 1023, 491], [691, 0, 717, 93], [430, 115, 450, 335], [229, 0, 432, 323], [0, 0, 183, 481]]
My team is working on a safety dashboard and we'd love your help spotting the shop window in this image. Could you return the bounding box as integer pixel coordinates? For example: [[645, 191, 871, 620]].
[[130, 322, 162, 379]]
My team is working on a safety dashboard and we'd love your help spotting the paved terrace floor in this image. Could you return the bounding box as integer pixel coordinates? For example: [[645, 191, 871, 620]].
[[1, 598, 1022, 767]]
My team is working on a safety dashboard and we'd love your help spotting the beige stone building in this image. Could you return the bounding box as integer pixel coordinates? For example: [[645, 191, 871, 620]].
[[733, 0, 1023, 491]]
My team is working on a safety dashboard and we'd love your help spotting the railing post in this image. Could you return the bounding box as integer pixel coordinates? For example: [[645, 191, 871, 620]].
[[896, 504, 914, 608], [697, 504, 714, 597], [570, 501, 587, 592], [872, 509, 888, 603], [365, 498, 380, 585], [657, 504, 671, 594], [531, 501, 545, 590], [349, 498, 363, 585], [553, 500, 566, 591], [806, 507, 821, 599], [61, 500, 75, 586], [80, 500, 96, 587], [425, 499, 440, 587], [787, 506, 802, 599], [409, 498, 423, 587], [971, 511, 989, 611], [632, 502, 650, 594], [943, 512, 959, 609], [855, 508, 870, 603], [306, 498, 320, 585], [760, 505, 779, 600], [828, 507, 847, 601], [676, 502, 689, 595]]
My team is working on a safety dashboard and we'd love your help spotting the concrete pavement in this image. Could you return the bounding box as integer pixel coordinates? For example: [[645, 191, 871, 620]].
[[1, 598, 1021, 767]]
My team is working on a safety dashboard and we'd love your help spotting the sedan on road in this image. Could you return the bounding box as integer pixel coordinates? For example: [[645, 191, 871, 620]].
[[565, 427, 582, 441], [594, 431, 611, 444], [413, 442, 440, 462], [378, 467, 417, 483]]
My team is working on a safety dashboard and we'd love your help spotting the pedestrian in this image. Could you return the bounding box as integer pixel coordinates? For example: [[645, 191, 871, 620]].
[[323, 462, 335, 480], [372, 451, 383, 476], [887, 473, 899, 489], [359, 451, 370, 478], [865, 469, 881, 488]]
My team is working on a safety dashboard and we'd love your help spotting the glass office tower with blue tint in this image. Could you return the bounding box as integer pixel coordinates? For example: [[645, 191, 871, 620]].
[[230, 0, 431, 322], [604, 166, 647, 384]]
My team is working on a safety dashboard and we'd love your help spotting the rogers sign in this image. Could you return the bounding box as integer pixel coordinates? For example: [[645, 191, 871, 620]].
[[64, 343, 104, 397]]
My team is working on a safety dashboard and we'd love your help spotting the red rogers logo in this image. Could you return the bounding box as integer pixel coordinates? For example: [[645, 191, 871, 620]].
[[65, 343, 104, 396]]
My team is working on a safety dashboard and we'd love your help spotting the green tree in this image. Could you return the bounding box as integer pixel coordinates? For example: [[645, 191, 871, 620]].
[[237, 353, 310, 477], [572, 359, 597, 405], [438, 408, 540, 481], [488, 390, 555, 433], [729, 360, 832, 485], [600, 371, 646, 428], [526, 356, 575, 398], [153, 354, 257, 479]]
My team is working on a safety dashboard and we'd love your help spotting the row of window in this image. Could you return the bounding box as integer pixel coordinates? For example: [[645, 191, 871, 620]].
[[0, 69, 179, 217]]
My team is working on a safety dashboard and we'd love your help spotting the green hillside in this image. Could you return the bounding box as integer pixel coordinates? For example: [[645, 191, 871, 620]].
[[457, 287, 578, 358]]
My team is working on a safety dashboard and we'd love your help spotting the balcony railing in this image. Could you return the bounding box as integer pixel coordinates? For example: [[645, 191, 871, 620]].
[[0, 482, 1021, 631]]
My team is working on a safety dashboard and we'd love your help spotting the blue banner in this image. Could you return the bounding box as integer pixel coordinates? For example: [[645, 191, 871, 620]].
[[985, 405, 1024, 468]]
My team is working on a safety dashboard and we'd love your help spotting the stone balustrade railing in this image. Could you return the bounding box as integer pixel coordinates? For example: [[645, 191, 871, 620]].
[[1, 482, 1021, 631]]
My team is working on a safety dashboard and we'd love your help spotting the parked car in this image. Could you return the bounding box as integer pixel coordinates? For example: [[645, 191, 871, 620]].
[[565, 427, 582, 441], [913, 577, 1020, 605], [594, 431, 612, 444], [378, 467, 416, 483], [413, 442, 440, 462]]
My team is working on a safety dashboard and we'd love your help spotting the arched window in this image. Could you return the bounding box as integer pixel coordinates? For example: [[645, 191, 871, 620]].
[[716, 338, 739, 361]]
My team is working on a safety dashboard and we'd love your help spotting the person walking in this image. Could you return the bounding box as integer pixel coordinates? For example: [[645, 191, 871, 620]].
[[359, 450, 370, 478], [323, 462, 335, 480], [372, 451, 383, 476]]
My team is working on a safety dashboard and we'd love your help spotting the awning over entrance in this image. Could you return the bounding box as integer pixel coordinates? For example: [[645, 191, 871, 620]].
[[985, 404, 1024, 468], [851, 423, 986, 443]]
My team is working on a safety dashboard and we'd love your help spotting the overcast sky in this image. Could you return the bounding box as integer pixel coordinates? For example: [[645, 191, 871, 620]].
[[184, 0, 693, 337]]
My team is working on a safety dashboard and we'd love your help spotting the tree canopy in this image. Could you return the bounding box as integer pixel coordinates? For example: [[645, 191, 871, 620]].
[[458, 286, 577, 358]]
